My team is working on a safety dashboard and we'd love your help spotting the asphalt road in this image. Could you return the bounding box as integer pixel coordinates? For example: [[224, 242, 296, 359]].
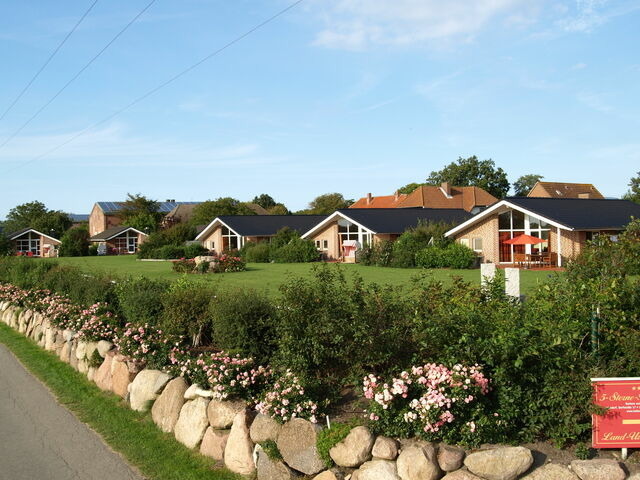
[[0, 344, 144, 480]]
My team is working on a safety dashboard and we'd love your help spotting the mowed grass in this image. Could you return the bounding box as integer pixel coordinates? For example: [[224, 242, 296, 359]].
[[0, 322, 238, 480], [54, 255, 557, 296]]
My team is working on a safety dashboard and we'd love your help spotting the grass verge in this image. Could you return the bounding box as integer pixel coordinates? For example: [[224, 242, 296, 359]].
[[0, 322, 239, 480]]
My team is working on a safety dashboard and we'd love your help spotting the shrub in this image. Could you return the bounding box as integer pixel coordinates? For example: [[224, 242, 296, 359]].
[[274, 266, 413, 399], [358, 240, 393, 267], [154, 245, 187, 260], [161, 283, 214, 346], [255, 370, 320, 423], [213, 254, 246, 272], [210, 288, 276, 364], [184, 243, 207, 258], [59, 226, 90, 257], [41, 265, 117, 306], [88, 244, 98, 256], [167, 349, 271, 401], [241, 242, 271, 263], [390, 221, 452, 268], [114, 322, 174, 369], [363, 363, 495, 446], [270, 237, 319, 263], [137, 224, 197, 259], [415, 243, 476, 269], [0, 234, 12, 256], [172, 258, 195, 273], [114, 277, 169, 324]]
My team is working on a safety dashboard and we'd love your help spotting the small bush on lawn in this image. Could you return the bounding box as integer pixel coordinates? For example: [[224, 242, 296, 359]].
[[210, 288, 276, 364], [161, 283, 214, 347], [137, 224, 197, 259], [59, 226, 90, 257], [415, 243, 476, 269], [358, 240, 393, 267], [114, 277, 169, 324], [390, 221, 452, 268], [270, 237, 319, 263], [184, 243, 207, 258], [241, 242, 270, 263]]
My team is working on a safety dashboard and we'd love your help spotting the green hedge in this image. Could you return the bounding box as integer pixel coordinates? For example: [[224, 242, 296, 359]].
[[415, 243, 476, 269]]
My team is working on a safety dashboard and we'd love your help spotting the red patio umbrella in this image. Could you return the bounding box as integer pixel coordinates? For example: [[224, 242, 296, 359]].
[[503, 233, 544, 245]]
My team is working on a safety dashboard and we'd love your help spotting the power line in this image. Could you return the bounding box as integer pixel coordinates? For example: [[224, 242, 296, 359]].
[[1, 0, 305, 174], [0, 0, 157, 150], [0, 0, 100, 123]]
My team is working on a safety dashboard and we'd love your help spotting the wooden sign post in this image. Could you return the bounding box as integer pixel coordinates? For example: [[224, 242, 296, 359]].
[[591, 377, 640, 459]]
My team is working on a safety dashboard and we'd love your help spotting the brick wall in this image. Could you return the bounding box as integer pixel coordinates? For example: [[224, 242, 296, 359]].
[[453, 216, 499, 263]]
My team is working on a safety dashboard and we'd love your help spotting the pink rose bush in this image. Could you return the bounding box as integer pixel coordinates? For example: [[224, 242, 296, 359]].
[[256, 369, 321, 424], [76, 303, 119, 341], [167, 347, 272, 401], [114, 322, 175, 369], [363, 363, 497, 445]]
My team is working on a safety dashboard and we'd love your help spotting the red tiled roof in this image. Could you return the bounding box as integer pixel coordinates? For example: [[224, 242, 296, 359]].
[[396, 185, 497, 212], [350, 193, 408, 209]]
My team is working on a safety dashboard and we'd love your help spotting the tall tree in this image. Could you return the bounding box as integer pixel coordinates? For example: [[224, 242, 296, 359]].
[[252, 193, 277, 210], [59, 226, 90, 257], [0, 233, 11, 256], [3, 200, 72, 238], [190, 197, 256, 226], [426, 156, 510, 198], [118, 194, 162, 233], [306, 193, 353, 215], [513, 174, 543, 196], [268, 204, 290, 215], [397, 182, 424, 195], [624, 171, 640, 204]]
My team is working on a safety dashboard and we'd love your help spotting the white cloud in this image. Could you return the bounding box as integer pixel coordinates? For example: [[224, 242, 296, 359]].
[[557, 0, 640, 33], [310, 0, 529, 50], [0, 123, 282, 168]]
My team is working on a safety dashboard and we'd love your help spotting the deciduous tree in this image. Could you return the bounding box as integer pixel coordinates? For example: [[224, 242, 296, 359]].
[[624, 171, 640, 204], [426, 156, 510, 198], [513, 174, 543, 196], [190, 197, 256, 226]]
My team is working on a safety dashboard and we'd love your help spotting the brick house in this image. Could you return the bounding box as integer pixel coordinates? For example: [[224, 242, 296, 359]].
[[89, 226, 148, 255], [7, 228, 61, 257], [89, 201, 200, 237], [302, 208, 472, 262], [195, 215, 327, 253], [445, 197, 640, 267], [351, 183, 497, 213]]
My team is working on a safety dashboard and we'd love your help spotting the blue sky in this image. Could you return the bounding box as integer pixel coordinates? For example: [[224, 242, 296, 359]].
[[0, 0, 639, 218]]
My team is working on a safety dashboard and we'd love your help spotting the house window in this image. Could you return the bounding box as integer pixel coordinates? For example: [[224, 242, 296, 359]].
[[315, 240, 321, 249], [498, 210, 550, 262], [337, 219, 372, 247], [472, 238, 483, 252], [221, 226, 240, 251], [323, 239, 328, 249], [460, 238, 470, 247], [16, 233, 40, 256]]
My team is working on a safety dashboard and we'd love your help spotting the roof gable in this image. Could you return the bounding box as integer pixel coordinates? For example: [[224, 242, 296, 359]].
[[351, 193, 407, 209], [446, 197, 640, 237], [303, 208, 472, 238], [8, 228, 61, 243], [196, 215, 328, 240], [396, 185, 497, 211], [90, 226, 147, 241]]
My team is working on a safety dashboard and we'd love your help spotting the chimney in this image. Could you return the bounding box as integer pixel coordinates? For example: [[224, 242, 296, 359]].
[[366, 193, 372, 205], [441, 182, 451, 196], [394, 190, 399, 201], [578, 193, 591, 199]]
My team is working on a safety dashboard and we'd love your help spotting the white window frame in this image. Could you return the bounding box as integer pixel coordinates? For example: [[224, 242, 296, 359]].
[[472, 237, 483, 252]]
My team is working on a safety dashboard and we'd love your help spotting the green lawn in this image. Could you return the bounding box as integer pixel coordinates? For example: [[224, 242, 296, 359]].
[[54, 256, 557, 296], [0, 322, 238, 480]]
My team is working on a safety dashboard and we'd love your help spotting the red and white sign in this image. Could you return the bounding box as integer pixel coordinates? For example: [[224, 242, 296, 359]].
[[592, 377, 640, 448]]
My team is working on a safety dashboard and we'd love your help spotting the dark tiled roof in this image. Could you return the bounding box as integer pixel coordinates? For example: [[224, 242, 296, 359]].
[[7, 228, 31, 239], [97, 201, 200, 214], [506, 197, 640, 230], [218, 215, 327, 236], [90, 226, 143, 241], [338, 208, 472, 233]]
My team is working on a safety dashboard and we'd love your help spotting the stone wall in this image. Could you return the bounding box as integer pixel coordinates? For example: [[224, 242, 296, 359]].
[[1, 302, 636, 480]]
